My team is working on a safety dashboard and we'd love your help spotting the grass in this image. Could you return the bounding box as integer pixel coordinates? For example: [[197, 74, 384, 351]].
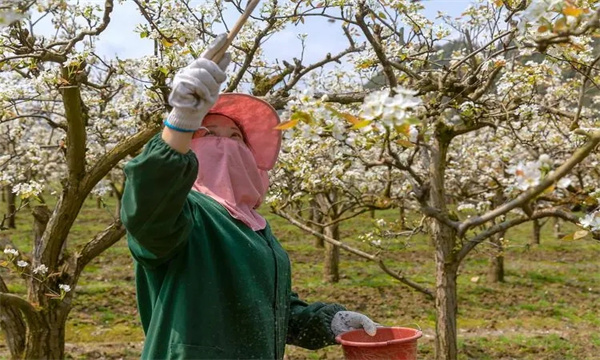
[[0, 195, 599, 359]]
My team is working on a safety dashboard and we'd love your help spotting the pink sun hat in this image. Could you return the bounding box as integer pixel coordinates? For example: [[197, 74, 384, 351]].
[[197, 93, 282, 170]]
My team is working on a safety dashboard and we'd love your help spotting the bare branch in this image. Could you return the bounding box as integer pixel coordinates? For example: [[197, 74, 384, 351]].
[[62, 0, 114, 54], [378, 261, 434, 300], [74, 220, 125, 279], [272, 209, 434, 298], [457, 208, 580, 262], [0, 114, 67, 130], [273, 208, 377, 260], [82, 121, 161, 195], [355, 4, 398, 89], [226, 20, 276, 92]]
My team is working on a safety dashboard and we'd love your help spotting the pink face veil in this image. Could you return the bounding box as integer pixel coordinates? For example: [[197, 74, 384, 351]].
[[190, 136, 270, 231]]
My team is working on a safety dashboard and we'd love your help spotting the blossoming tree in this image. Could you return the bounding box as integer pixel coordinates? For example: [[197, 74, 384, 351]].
[[268, 88, 412, 283], [270, 1, 600, 359], [2, 1, 600, 360]]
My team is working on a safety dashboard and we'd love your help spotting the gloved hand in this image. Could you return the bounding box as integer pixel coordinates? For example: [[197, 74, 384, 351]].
[[165, 33, 232, 132], [331, 311, 378, 337]]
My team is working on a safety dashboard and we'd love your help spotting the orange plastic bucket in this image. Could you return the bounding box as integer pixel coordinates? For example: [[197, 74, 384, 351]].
[[336, 327, 423, 360]]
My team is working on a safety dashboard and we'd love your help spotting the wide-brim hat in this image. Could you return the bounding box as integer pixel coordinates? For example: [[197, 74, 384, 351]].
[[201, 93, 281, 170]]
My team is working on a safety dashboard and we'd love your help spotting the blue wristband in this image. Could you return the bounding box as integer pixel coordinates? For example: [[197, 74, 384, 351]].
[[163, 119, 196, 133]]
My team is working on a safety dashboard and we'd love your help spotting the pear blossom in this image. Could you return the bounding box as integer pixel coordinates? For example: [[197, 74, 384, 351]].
[[506, 161, 542, 191], [12, 181, 44, 200], [408, 125, 419, 143], [580, 212, 600, 232], [360, 88, 421, 127], [557, 177, 572, 189], [538, 154, 551, 165], [3, 248, 18, 257], [33, 264, 49, 275]]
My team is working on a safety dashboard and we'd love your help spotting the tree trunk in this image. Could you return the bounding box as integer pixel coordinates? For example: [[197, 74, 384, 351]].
[[30, 205, 53, 298], [429, 132, 458, 360], [0, 278, 26, 358], [399, 203, 407, 230], [369, 208, 375, 219], [487, 231, 506, 283], [553, 217, 563, 239], [1, 283, 68, 360], [23, 314, 66, 360], [434, 252, 458, 360], [309, 200, 324, 248], [323, 223, 340, 283], [531, 219, 541, 245], [6, 185, 16, 229]]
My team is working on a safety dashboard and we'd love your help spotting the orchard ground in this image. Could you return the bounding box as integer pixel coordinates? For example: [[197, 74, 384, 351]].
[[1, 195, 599, 360]]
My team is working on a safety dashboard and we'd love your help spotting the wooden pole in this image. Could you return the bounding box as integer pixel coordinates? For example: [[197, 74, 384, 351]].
[[212, 0, 261, 62]]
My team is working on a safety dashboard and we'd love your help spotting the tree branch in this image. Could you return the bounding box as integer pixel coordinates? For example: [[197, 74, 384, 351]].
[[0, 114, 67, 130], [61, 85, 86, 185], [62, 0, 114, 54], [458, 131, 600, 237], [272, 209, 434, 298], [226, 18, 277, 92], [279, 45, 363, 94], [355, 4, 398, 89], [82, 122, 161, 195], [378, 261, 434, 300], [0, 292, 40, 328], [74, 220, 125, 279], [457, 208, 580, 262]]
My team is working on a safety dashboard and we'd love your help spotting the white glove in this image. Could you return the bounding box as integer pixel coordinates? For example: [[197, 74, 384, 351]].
[[165, 33, 232, 132], [331, 311, 378, 337]]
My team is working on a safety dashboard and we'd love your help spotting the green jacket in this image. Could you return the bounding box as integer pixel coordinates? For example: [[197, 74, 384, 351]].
[[121, 135, 345, 359]]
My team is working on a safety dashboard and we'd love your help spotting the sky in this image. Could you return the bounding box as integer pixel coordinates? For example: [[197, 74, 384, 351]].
[[84, 0, 478, 62]]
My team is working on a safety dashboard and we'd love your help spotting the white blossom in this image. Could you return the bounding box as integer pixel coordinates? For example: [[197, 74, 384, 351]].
[[33, 264, 49, 275], [457, 203, 476, 212], [12, 181, 44, 200], [17, 260, 28, 267], [408, 125, 419, 143], [506, 161, 542, 191], [557, 177, 572, 189], [3, 248, 18, 256], [580, 212, 600, 232]]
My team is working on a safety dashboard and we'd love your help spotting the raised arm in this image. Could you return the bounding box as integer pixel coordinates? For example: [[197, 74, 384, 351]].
[[121, 35, 231, 267], [121, 135, 198, 268]]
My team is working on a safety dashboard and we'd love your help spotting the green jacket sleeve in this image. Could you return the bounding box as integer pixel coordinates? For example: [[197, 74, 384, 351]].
[[120, 133, 198, 268], [286, 291, 346, 350]]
